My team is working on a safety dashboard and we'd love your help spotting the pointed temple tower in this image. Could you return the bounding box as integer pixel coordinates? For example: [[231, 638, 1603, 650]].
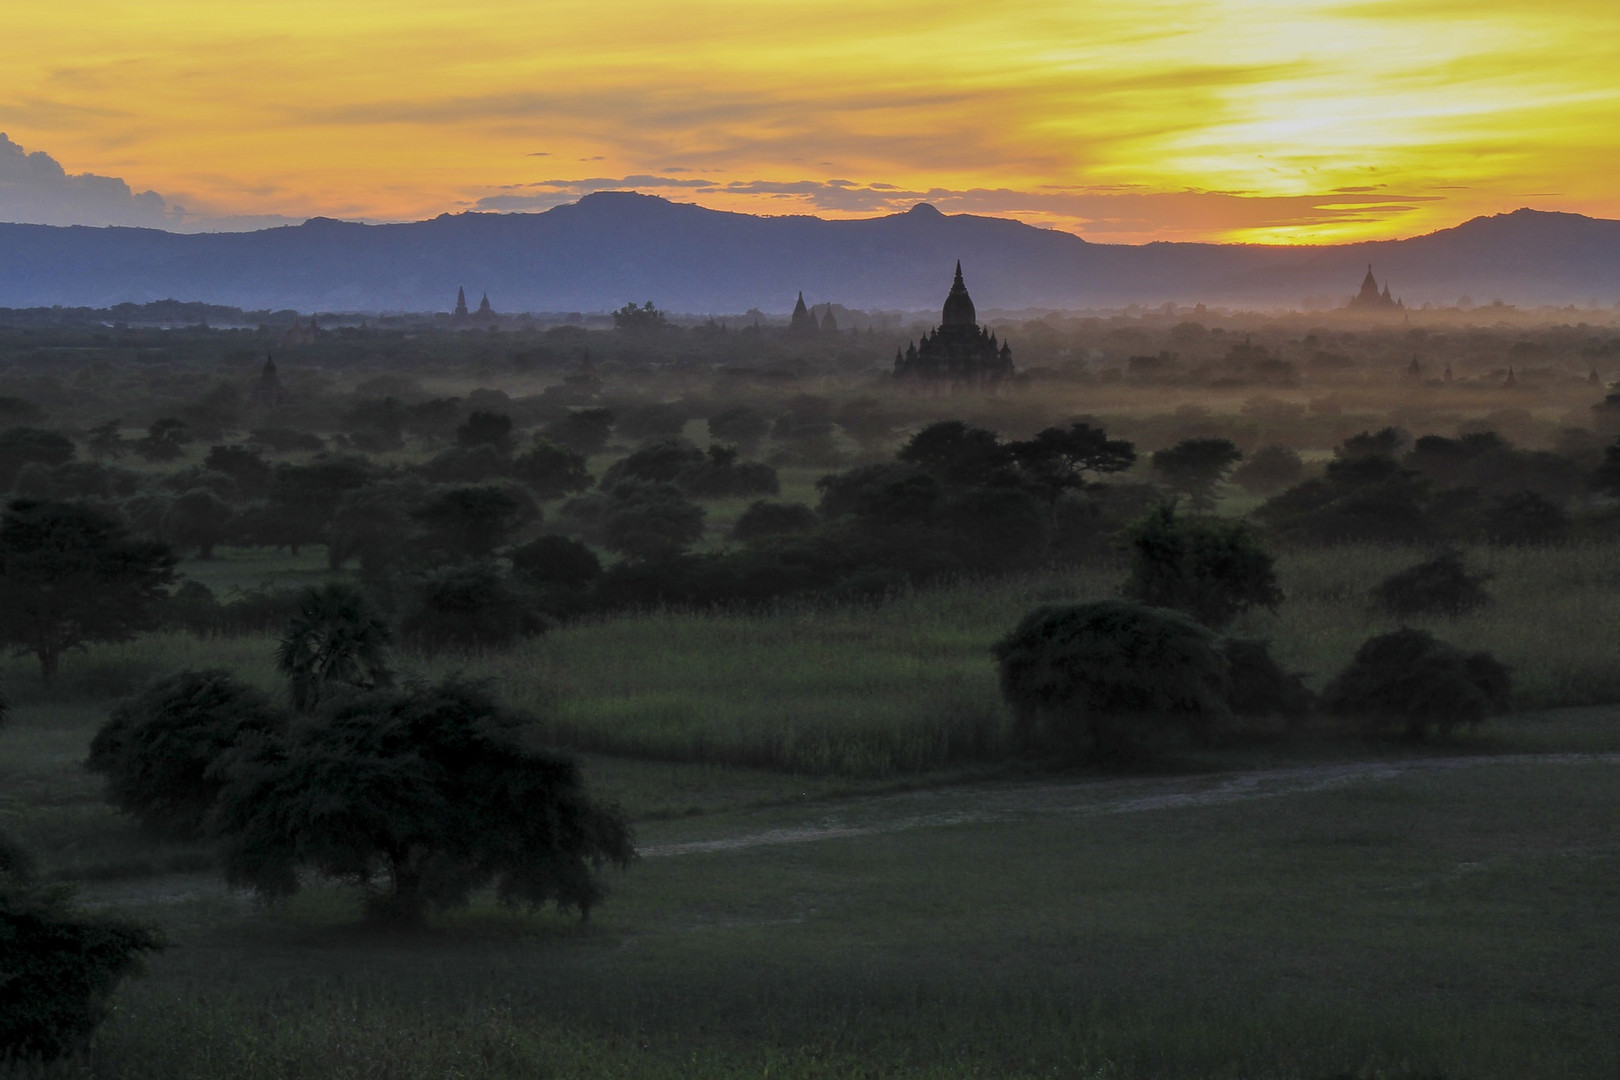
[[1348, 265, 1404, 310], [452, 286, 470, 325], [789, 292, 819, 335], [893, 262, 1014, 388]]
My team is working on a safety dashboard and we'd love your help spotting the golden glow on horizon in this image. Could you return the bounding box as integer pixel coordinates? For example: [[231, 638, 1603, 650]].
[[3, 0, 1619, 242]]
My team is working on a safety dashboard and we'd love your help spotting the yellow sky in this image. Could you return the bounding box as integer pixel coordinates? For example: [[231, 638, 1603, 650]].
[[3, 0, 1619, 242]]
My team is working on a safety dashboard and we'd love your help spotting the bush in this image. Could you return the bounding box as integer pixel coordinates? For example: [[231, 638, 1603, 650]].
[[598, 481, 706, 561], [1221, 639, 1315, 722], [1230, 444, 1305, 495], [1371, 550, 1492, 617], [400, 563, 544, 652], [0, 835, 164, 1062], [991, 600, 1230, 761], [731, 500, 819, 543], [1320, 628, 1511, 740], [86, 669, 290, 840], [209, 678, 635, 924], [509, 535, 602, 587], [1123, 503, 1282, 629]]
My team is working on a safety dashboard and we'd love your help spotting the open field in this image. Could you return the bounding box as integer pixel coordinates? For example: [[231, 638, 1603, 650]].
[[3, 751, 1612, 1079]]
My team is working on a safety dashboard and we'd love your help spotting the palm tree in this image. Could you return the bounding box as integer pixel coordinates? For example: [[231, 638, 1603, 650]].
[[275, 582, 394, 711]]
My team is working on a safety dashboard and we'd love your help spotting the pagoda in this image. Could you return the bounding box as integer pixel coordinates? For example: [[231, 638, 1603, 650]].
[[893, 263, 1013, 387]]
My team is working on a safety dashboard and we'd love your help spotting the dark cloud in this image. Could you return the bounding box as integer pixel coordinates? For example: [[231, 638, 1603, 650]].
[[0, 132, 173, 227]]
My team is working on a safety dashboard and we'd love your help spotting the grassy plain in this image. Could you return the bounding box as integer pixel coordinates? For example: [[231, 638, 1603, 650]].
[[5, 538, 1620, 1078]]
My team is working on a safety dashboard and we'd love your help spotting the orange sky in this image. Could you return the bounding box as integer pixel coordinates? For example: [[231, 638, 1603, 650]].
[[3, 0, 1619, 242]]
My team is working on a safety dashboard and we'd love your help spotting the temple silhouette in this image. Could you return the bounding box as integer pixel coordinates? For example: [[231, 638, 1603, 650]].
[[451, 286, 498, 326], [788, 292, 840, 335], [893, 262, 1013, 387], [1348, 265, 1403, 311]]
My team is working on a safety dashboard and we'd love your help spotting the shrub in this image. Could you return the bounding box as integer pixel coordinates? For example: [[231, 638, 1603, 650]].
[[991, 600, 1230, 761], [509, 535, 602, 587], [1221, 639, 1315, 722], [598, 481, 706, 561], [512, 437, 593, 498], [1372, 550, 1492, 617], [1149, 438, 1242, 513], [1123, 503, 1282, 630], [0, 834, 164, 1062], [731, 500, 819, 543], [276, 582, 395, 711], [400, 562, 544, 652], [209, 678, 635, 924], [1320, 628, 1511, 741], [86, 669, 290, 840], [707, 405, 769, 454]]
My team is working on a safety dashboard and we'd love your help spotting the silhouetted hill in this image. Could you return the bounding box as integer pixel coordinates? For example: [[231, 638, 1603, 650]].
[[0, 195, 1616, 312]]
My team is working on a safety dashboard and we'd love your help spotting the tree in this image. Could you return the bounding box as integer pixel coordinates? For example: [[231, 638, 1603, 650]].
[[0, 427, 75, 490], [400, 562, 544, 652], [1123, 503, 1282, 630], [0, 836, 164, 1062], [509, 535, 602, 588], [731, 500, 819, 544], [599, 481, 706, 561], [1371, 550, 1492, 617], [1150, 438, 1242, 513], [512, 437, 593, 498], [1321, 628, 1511, 741], [133, 418, 190, 463], [0, 500, 177, 681], [274, 582, 395, 711], [897, 420, 1010, 487], [204, 444, 274, 498], [411, 484, 538, 560], [209, 678, 635, 924], [1230, 444, 1305, 495], [540, 408, 615, 457], [707, 406, 770, 455], [1008, 422, 1136, 499], [612, 300, 668, 336], [455, 411, 514, 455], [992, 600, 1230, 761], [163, 488, 235, 559], [87, 669, 289, 840]]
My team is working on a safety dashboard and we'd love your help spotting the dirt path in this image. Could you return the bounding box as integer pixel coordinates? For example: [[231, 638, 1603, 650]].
[[639, 751, 1620, 857], [78, 751, 1620, 908]]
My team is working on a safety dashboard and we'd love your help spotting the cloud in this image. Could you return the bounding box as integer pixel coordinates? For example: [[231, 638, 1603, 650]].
[[0, 133, 174, 227]]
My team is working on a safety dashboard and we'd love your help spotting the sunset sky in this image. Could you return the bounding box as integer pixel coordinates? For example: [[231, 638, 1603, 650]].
[[3, 0, 1618, 243]]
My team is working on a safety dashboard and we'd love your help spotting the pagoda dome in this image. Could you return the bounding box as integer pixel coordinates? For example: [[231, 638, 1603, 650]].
[[941, 261, 977, 328]]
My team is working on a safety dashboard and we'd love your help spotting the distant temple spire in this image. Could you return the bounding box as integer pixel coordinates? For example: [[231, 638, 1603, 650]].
[[1349, 265, 1403, 311], [789, 291, 819, 335], [894, 263, 1013, 389], [478, 292, 492, 315], [452, 286, 470, 325]]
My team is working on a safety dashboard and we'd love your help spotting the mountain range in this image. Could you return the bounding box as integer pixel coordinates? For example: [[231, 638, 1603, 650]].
[[1, 192, 1618, 314]]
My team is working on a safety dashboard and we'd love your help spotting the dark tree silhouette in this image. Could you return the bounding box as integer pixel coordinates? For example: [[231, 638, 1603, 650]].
[[210, 678, 635, 925], [1008, 422, 1136, 498], [512, 437, 592, 498], [87, 669, 289, 840], [1321, 628, 1511, 741], [1150, 438, 1242, 513], [275, 582, 394, 711], [1123, 503, 1282, 630], [540, 408, 615, 457], [0, 500, 176, 681]]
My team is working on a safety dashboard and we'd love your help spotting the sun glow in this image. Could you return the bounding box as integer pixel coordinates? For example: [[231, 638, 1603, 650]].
[[3, 0, 1618, 241]]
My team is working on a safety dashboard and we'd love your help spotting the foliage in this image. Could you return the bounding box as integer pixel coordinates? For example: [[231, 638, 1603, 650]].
[[0, 842, 164, 1062], [1372, 550, 1493, 617], [1123, 503, 1282, 630], [209, 678, 635, 924], [1221, 639, 1315, 721], [86, 669, 290, 840], [1254, 455, 1433, 545], [611, 300, 668, 336], [731, 500, 819, 543], [1007, 421, 1136, 498], [539, 408, 614, 457], [400, 562, 544, 652], [992, 600, 1230, 761], [163, 488, 235, 559], [597, 481, 706, 561], [455, 411, 514, 456], [0, 498, 177, 680], [1149, 438, 1242, 513], [940, 486, 1051, 575], [1230, 444, 1305, 495], [896, 420, 1011, 487], [0, 427, 76, 490], [203, 444, 274, 498], [508, 535, 602, 587], [1320, 628, 1511, 740], [133, 418, 190, 463], [275, 582, 395, 711], [511, 437, 592, 499], [410, 484, 538, 560], [707, 405, 769, 454], [616, 402, 689, 442], [1482, 490, 1569, 545]]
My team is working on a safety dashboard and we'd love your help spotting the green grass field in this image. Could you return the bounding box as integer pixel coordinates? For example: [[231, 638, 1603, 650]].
[[6, 541, 1620, 1077]]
